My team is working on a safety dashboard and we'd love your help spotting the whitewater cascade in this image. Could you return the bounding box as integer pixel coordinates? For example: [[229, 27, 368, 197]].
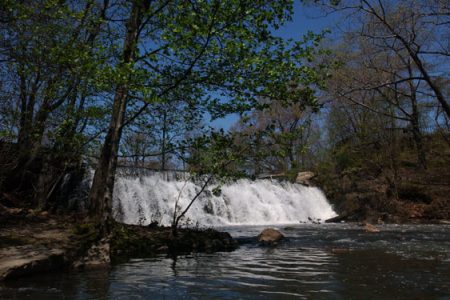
[[113, 173, 337, 227]]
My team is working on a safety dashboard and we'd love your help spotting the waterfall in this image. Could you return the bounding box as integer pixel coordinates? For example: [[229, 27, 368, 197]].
[[113, 173, 337, 226]]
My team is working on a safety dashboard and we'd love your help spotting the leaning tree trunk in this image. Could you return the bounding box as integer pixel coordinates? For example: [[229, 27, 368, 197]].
[[408, 75, 427, 170], [88, 0, 146, 225]]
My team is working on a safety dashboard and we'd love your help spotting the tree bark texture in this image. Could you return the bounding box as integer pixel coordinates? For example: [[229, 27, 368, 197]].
[[88, 0, 147, 222]]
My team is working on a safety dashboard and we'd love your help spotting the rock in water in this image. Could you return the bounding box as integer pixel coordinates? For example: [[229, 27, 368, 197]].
[[257, 228, 284, 245], [363, 222, 380, 233]]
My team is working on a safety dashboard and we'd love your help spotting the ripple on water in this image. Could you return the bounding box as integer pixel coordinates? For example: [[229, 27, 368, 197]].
[[1, 224, 449, 299]]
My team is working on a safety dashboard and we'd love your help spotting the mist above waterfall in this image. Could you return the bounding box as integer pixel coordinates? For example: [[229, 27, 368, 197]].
[[113, 173, 336, 227]]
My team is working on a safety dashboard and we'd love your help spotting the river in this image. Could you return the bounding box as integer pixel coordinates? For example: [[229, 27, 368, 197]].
[[1, 223, 449, 299]]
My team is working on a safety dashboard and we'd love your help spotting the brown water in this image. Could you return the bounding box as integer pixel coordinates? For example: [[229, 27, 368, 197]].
[[1, 224, 449, 299]]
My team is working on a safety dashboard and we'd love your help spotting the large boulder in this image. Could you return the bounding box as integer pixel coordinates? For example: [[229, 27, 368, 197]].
[[296, 171, 315, 185], [257, 228, 284, 245]]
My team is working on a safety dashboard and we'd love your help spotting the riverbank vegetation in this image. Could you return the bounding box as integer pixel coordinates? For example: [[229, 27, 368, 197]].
[[310, 0, 449, 222]]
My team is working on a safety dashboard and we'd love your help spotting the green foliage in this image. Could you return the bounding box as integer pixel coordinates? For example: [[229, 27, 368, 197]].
[[0, 130, 14, 140], [117, 0, 327, 122], [2, 0, 328, 165], [185, 129, 247, 179], [334, 145, 359, 173]]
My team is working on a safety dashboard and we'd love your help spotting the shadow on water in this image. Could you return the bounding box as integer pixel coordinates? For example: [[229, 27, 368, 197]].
[[332, 250, 450, 300], [0, 268, 111, 300], [1, 224, 449, 299]]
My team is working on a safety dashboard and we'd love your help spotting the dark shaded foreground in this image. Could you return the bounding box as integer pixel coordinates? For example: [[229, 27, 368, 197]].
[[1, 224, 449, 299]]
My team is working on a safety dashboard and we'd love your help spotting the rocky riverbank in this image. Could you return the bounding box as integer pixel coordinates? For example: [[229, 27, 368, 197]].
[[0, 208, 237, 280]]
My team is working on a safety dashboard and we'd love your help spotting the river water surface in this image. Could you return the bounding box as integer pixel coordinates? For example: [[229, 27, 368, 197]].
[[1, 223, 449, 299]]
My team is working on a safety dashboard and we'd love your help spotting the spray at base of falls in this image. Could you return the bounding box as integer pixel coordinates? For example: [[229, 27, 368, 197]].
[[113, 173, 337, 227]]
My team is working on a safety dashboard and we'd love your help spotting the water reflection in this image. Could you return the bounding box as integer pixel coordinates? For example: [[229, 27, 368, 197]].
[[332, 250, 450, 300], [1, 224, 449, 299], [0, 268, 111, 300]]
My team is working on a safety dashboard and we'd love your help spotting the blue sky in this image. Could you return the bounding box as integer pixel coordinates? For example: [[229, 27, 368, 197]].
[[210, 2, 338, 130], [275, 2, 337, 40]]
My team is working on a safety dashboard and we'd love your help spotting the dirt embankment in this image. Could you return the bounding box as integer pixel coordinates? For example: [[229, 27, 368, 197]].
[[317, 135, 450, 224]]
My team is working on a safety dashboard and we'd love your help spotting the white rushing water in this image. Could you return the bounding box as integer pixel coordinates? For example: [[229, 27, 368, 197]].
[[113, 173, 337, 226]]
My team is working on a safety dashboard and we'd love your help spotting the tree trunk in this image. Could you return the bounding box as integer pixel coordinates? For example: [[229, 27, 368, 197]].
[[88, 0, 146, 224], [407, 72, 427, 170], [410, 99, 427, 169], [16, 72, 42, 157], [407, 50, 450, 119], [387, 109, 400, 200], [161, 109, 167, 171]]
